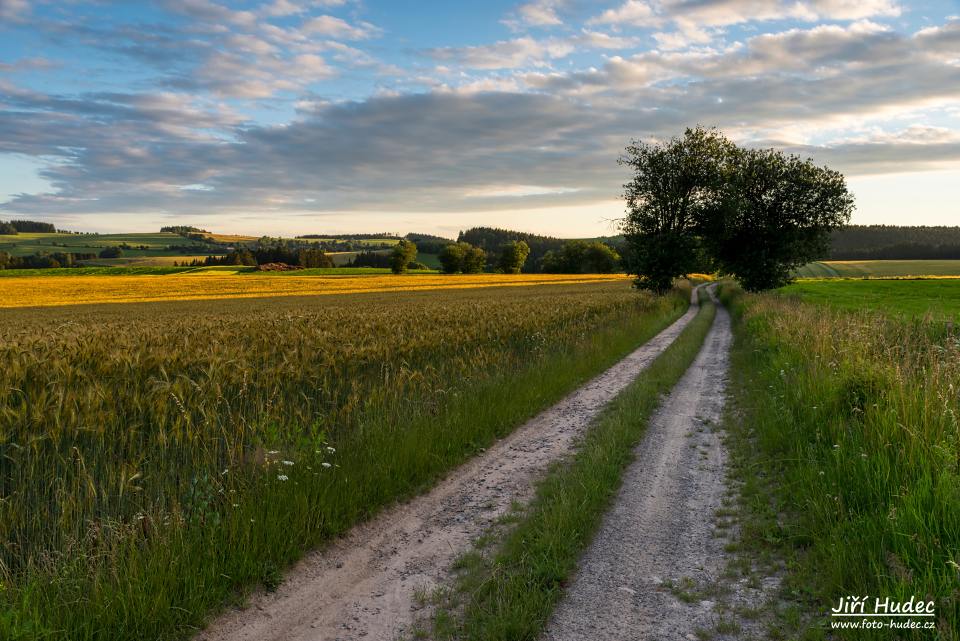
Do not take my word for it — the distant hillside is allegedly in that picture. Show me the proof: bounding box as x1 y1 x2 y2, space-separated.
829 225 960 260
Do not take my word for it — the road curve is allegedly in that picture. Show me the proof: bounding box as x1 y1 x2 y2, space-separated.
198 288 703 641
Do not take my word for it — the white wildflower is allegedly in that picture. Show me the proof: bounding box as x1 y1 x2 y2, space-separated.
282 460 294 466
277 474 289 481
321 462 332 469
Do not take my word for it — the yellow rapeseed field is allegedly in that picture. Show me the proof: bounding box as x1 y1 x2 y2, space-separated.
0 272 628 308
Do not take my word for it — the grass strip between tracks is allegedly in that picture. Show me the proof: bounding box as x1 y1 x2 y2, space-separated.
423 291 717 641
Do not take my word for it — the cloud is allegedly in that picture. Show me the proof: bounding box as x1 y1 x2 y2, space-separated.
426 29 640 72
0 57 57 72
587 0 901 36
517 0 565 27
2 7 958 225
302 15 380 40
0 0 29 22
29 2 387 99
588 1 659 27
426 37 577 70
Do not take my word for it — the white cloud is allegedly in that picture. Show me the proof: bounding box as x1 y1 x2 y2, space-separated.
588 0 659 27
587 0 901 35
463 185 581 198
517 0 564 26
427 37 576 70
302 15 379 40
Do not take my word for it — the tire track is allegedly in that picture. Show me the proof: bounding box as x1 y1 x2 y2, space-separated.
198 288 703 641
544 286 734 641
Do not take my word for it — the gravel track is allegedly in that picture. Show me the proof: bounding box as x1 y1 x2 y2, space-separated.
198 290 702 641
544 287 733 641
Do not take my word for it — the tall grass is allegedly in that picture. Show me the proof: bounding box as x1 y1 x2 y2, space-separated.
0 282 685 640
721 283 960 639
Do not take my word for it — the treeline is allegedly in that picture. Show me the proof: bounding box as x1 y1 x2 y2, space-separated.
404 232 453 255
190 245 335 268
458 227 562 272
456 227 622 273
160 226 209 234
298 232 399 240
828 225 960 260
0 219 59 235
0 251 96 269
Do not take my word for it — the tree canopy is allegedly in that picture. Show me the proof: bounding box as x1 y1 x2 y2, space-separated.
620 126 853 292
540 240 620 274
390 239 418 274
497 240 531 274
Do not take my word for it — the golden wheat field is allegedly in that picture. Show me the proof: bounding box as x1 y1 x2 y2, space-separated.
0 280 683 639
0 272 628 308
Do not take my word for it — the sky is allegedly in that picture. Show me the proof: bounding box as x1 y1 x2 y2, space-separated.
0 0 958 238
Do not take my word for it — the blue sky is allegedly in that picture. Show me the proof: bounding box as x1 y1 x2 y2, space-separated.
1 0 958 237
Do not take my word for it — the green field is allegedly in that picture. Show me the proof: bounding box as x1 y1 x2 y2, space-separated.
0 231 218 258
797 259 960 278
0 232 407 267
781 278 960 319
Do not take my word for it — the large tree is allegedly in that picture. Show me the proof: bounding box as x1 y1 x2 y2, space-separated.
619 126 734 293
390 239 418 274
701 148 854 291
497 240 530 274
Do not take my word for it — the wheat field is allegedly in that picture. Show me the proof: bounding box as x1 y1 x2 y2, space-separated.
0 280 683 640
0 272 629 308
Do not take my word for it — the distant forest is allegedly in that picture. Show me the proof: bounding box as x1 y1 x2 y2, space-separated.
828 225 960 260
0 219 59 234
458 227 567 272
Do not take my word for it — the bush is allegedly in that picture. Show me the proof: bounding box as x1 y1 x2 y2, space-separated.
98 247 124 259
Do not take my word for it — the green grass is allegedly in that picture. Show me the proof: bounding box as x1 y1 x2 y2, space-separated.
797 260 960 278
1 283 686 641
781 279 960 319
427 292 717 641
719 283 960 640
0 232 217 257
0 266 197 277
418 253 442 270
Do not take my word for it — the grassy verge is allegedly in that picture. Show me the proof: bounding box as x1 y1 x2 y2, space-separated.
718 282 960 640
422 291 717 640
2 285 687 641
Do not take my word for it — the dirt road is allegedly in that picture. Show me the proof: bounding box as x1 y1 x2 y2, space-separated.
544 289 733 641
198 290 702 641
